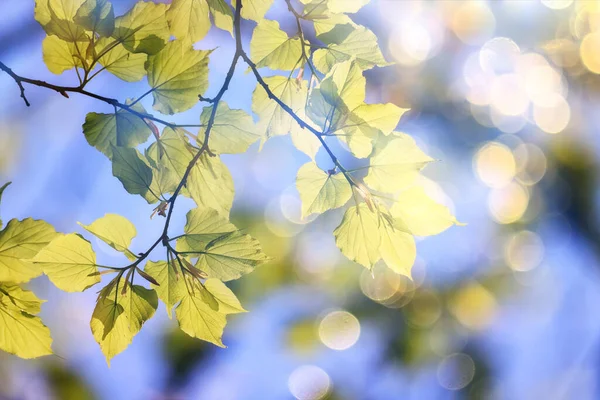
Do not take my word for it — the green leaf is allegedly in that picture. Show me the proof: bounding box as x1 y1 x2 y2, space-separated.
0 218 58 284
95 38 147 82
314 14 355 44
82 106 152 159
232 0 274 21
390 186 463 237
313 26 391 73
42 36 89 74
74 0 114 37
175 285 228 347
144 260 183 317
32 233 100 292
296 162 352 218
111 146 160 203
145 41 211 115
199 102 261 154
35 0 89 42
334 203 381 269
0 291 53 359
91 283 157 365
177 207 236 253
78 214 137 261
252 76 307 137
113 1 170 54
187 153 235 216
327 0 369 14
250 19 303 71
204 278 246 314
363 134 434 193
196 231 270 282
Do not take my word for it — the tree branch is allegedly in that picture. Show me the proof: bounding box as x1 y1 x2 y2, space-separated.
285 0 320 81
0 61 199 129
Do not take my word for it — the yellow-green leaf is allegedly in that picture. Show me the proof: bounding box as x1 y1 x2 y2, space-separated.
250 19 303 71
177 207 236 253
187 153 234 215
42 36 89 74
32 233 100 292
378 220 415 278
144 260 183 316
363 134 434 193
204 278 246 314
166 0 211 42
232 0 274 21
96 38 147 82
333 203 380 268
35 0 89 42
175 286 227 347
252 76 307 137
296 162 352 218
313 26 391 73
327 0 369 14
390 186 463 237
197 231 270 281
91 283 157 365
78 214 137 261
0 297 52 359
0 284 45 315
145 41 211 115
0 218 57 284
199 102 261 154
113 1 170 54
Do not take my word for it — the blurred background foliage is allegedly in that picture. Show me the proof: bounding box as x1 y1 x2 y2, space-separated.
2 0 600 399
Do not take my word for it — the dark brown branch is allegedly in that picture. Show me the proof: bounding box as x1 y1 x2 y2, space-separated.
285 0 320 80
0 60 200 129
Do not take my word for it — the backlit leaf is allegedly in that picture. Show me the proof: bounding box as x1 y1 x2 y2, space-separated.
250 19 303 71
199 102 261 154
74 0 114 37
96 38 147 82
196 231 270 281
296 162 352 218
144 260 183 316
32 233 100 292
252 76 307 137
35 0 89 42
187 153 234 215
313 26 391 73
91 282 157 365
145 41 211 115
42 36 89 74
82 105 152 159
175 286 227 347
363 134 434 193
232 0 274 21
113 1 170 54
390 186 463 237
204 278 246 314
334 203 381 269
0 285 53 359
0 218 57 284
111 146 160 203
78 214 137 261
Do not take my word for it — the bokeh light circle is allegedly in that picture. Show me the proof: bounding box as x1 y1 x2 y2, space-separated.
437 353 476 391
318 310 361 351
288 365 331 400
474 142 516 188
